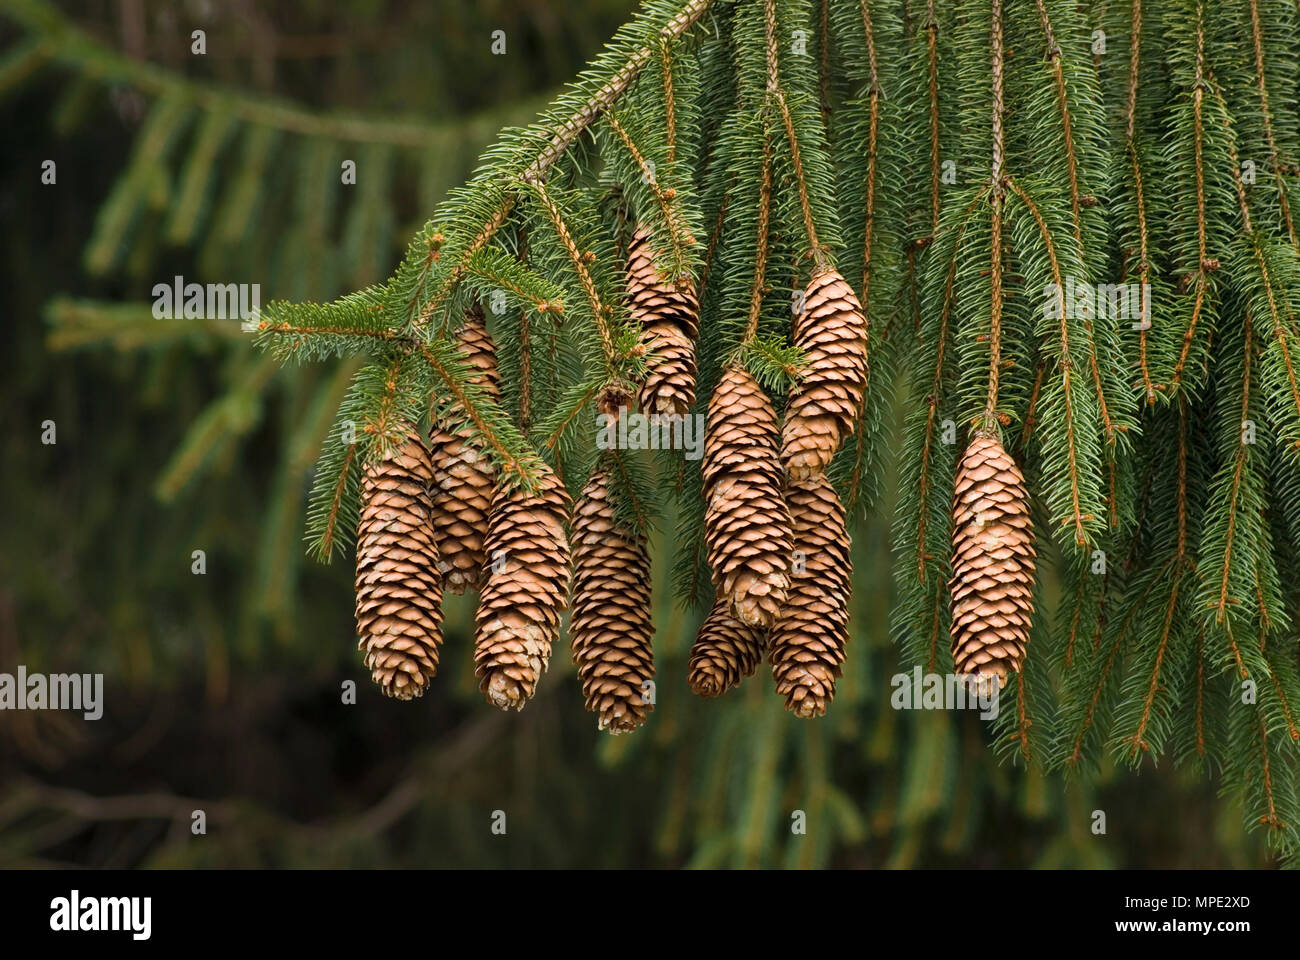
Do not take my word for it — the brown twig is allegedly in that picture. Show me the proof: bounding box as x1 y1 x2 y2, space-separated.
743 137 775 345
410 0 715 330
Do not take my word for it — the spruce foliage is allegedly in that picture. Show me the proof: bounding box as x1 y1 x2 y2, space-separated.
12 0 1300 863
238 0 1300 861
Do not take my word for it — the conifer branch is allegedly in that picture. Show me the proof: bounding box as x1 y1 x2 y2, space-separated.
742 136 775 346
419 343 536 486
660 38 678 163
409 0 715 330
818 0 833 124
1010 671 1032 761
1031 0 1117 450
521 0 712 185
1256 718 1282 828
765 0 825 268
317 444 356 561
1008 179 1091 546
1125 577 1183 759
542 383 600 454
1210 313 1255 627
604 109 694 263
925 0 941 236
1264 646 1300 741
519 310 533 432
1127 0 1156 404
1247 0 1298 251
1033 0 1083 248
698 181 732 296
858 0 882 300
1194 631 1207 757
1020 359 1045 448
1066 566 1166 766
983 0 1007 433
1172 4 1212 393
915 191 987 584
529 181 617 367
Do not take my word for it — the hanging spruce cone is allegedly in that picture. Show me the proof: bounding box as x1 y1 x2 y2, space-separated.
429 308 501 594
687 597 767 698
781 269 869 480
949 433 1036 690
569 464 655 733
474 466 572 711
355 430 444 700
626 224 699 415
703 364 793 628
769 474 851 718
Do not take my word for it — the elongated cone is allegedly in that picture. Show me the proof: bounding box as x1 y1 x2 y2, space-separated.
770 475 851 717
429 308 501 593
474 467 572 711
949 433 1036 691
703 365 793 628
355 430 443 700
570 465 655 733
626 224 699 415
781 269 868 480
687 597 767 697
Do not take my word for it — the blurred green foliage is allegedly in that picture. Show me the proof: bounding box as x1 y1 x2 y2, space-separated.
0 0 1273 868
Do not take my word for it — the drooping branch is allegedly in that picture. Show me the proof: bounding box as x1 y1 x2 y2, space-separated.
1172 3 1212 393
410 0 715 330
1127 0 1157 405
743 136 775 346
983 0 1007 433
765 0 826 268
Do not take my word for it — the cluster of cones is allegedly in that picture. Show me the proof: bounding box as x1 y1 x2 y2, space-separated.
688 269 865 717
355 309 572 712
354 225 1036 730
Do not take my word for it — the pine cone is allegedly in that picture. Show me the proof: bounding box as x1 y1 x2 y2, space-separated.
355 431 443 700
949 433 1036 690
626 224 699 415
770 475 851 718
429 309 501 594
570 464 655 733
781 269 869 480
687 597 767 698
703 365 793 628
474 467 572 711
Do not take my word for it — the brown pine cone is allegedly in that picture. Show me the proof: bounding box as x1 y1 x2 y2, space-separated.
687 597 767 698
474 466 572 711
770 475 851 718
429 308 501 593
569 464 655 733
703 365 793 628
355 430 444 700
781 269 869 480
949 433 1036 690
626 224 699 415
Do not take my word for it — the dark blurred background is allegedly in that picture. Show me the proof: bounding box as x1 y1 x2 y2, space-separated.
0 0 1270 868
